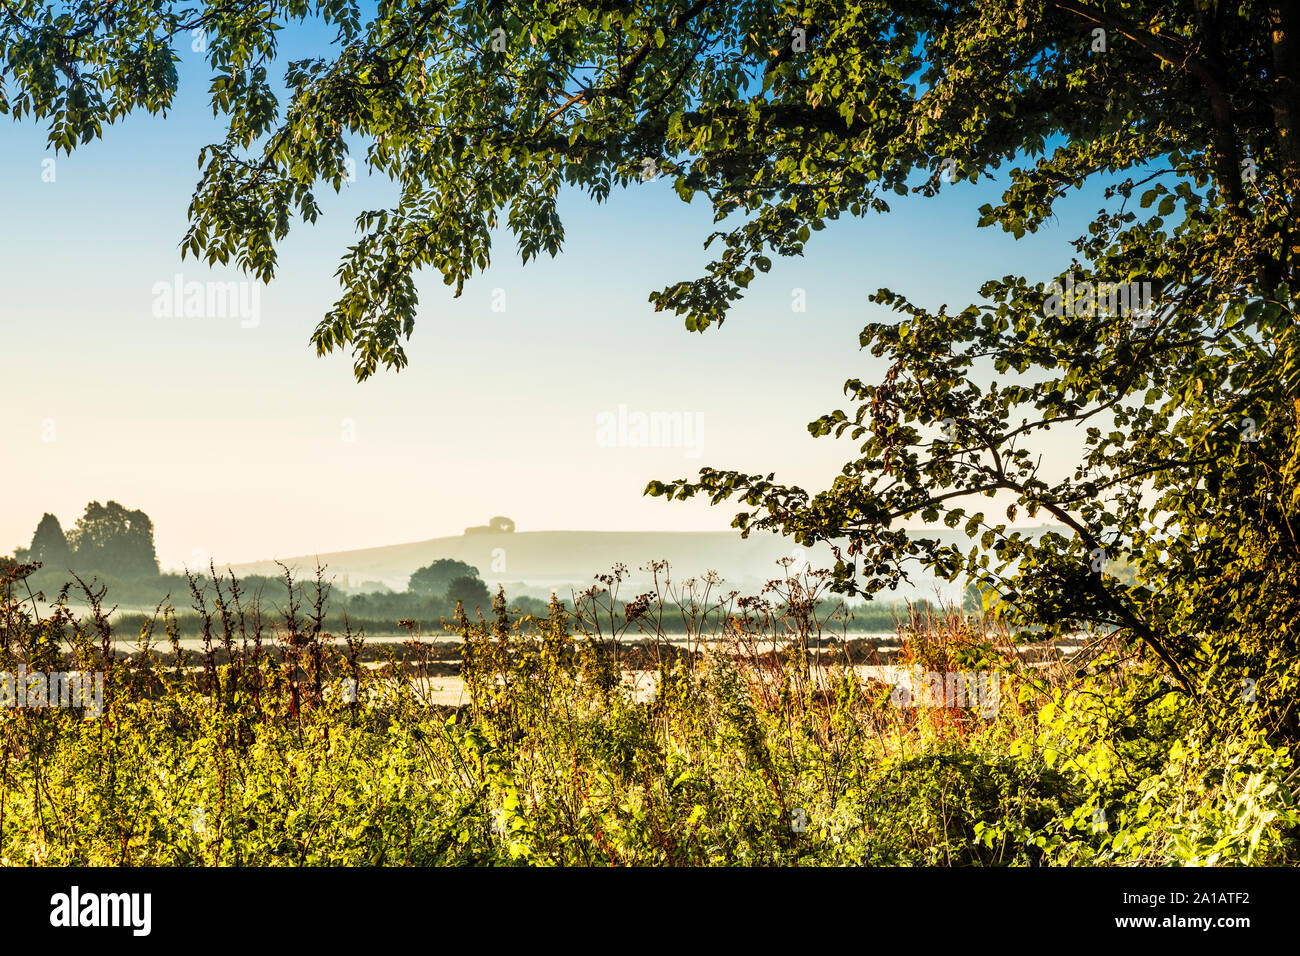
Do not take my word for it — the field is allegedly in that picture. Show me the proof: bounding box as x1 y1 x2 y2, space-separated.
1 564 1294 866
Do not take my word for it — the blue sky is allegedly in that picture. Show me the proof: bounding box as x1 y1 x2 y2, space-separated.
0 24 1098 570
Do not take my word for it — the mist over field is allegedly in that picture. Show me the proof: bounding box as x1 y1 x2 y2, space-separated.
227 525 995 599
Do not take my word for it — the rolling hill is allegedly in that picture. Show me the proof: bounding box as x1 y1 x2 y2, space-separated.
226 525 1068 600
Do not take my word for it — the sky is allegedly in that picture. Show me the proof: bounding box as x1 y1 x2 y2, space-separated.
0 23 1100 572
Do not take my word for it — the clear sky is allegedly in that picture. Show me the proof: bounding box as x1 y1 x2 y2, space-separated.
0 25 1099 571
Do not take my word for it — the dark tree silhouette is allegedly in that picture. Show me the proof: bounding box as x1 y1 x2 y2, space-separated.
17 514 73 571
446 575 491 610
408 558 480 596
66 501 160 578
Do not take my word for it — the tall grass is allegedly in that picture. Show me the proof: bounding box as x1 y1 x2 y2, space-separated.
0 558 1294 865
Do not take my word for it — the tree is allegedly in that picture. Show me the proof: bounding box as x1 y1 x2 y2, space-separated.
446 574 490 609
628 2 1300 735
8 2 1300 727
66 501 161 578
7 0 978 374
16 514 73 570
466 516 516 534
408 558 479 596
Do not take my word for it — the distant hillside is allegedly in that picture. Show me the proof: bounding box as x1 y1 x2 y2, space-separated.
226 526 1068 599
230 529 826 595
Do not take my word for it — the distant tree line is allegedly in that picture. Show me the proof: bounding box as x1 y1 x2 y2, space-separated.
10 507 914 634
